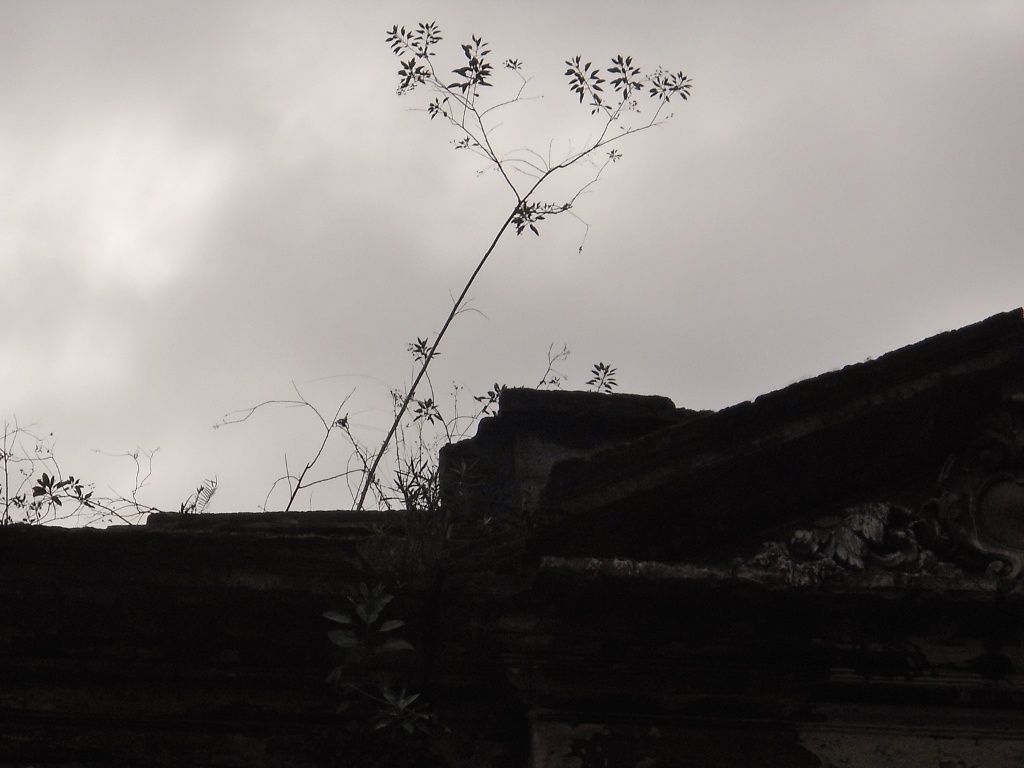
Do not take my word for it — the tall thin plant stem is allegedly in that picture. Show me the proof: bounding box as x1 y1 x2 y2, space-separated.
355 208 517 510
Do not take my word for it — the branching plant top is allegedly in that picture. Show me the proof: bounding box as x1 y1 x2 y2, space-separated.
355 22 692 510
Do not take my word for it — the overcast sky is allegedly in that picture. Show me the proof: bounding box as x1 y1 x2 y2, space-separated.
2 1 1022 520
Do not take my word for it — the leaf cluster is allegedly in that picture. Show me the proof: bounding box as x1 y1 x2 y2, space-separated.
178 477 217 515
586 362 618 394
31 471 92 510
370 687 430 735
324 581 415 659
512 200 570 237
449 35 493 94
472 383 506 417
386 22 442 95
407 337 435 364
566 54 691 115
649 67 693 102
393 453 441 515
1 424 97 525
412 397 442 425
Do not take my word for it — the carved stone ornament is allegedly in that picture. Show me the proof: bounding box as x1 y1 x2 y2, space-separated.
923 410 1024 578
747 410 1024 583
746 502 960 586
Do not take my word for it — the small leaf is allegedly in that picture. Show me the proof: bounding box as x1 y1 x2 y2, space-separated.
322 610 353 624
381 639 416 653
328 629 360 648
379 619 405 633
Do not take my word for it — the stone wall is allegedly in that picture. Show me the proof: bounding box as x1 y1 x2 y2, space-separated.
0 512 438 767
5 309 1024 767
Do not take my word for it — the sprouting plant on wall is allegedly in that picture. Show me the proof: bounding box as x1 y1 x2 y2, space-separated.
215 384 367 512
324 581 415 660
586 362 618 394
352 338 507 515
536 343 572 390
224 22 688 514
178 477 218 515
1 419 210 526
324 582 429 735
215 360 498 514
350 23 691 510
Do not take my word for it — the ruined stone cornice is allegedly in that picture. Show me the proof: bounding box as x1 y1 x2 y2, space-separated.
535 308 1024 560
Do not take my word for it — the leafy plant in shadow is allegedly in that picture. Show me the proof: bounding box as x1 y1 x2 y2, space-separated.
324 582 430 736
325 581 415 661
